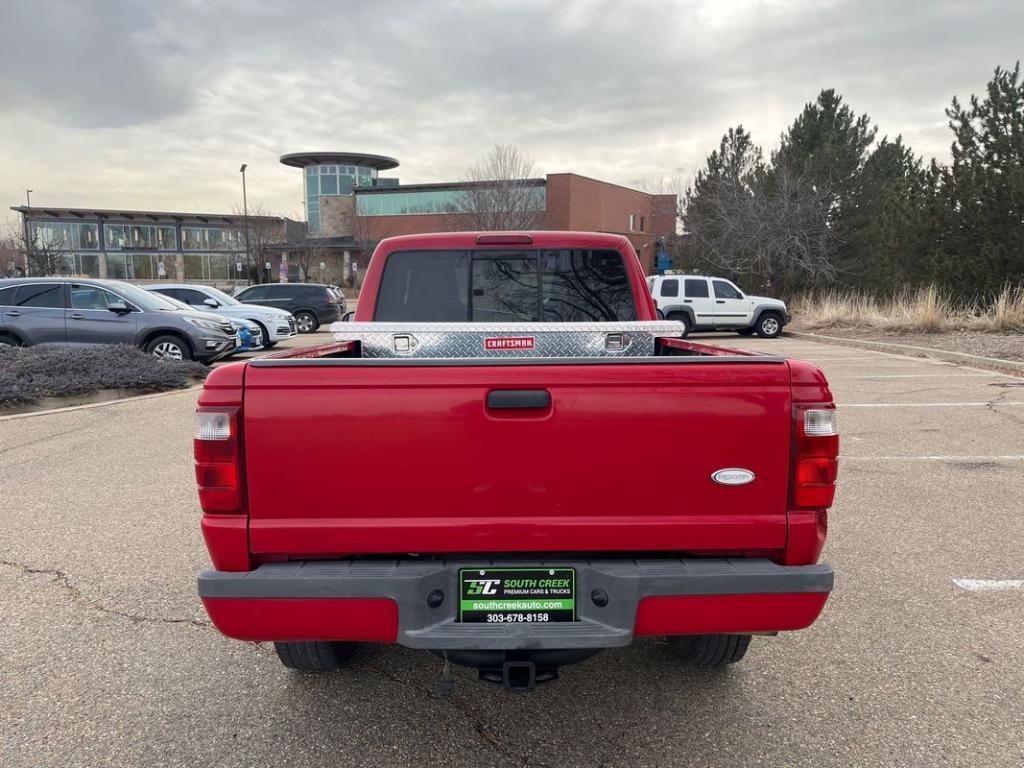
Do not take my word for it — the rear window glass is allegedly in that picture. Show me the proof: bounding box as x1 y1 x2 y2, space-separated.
375 249 636 322
15 283 65 308
684 279 709 298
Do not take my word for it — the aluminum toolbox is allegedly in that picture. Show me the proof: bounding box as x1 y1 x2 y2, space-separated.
330 321 686 359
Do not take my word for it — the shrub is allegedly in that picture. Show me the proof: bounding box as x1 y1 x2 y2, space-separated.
0 344 209 408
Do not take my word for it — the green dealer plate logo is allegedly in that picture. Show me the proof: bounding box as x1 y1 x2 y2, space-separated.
458 567 576 623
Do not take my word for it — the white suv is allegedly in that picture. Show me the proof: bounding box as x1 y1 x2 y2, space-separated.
143 284 297 348
647 275 790 338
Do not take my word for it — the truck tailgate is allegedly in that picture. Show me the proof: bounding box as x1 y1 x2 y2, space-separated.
242 358 792 555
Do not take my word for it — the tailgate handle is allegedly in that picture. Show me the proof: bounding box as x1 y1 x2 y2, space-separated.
486 389 551 410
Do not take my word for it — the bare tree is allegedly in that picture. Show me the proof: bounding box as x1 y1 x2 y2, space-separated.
449 144 546 231
351 215 383 288
232 204 287 283
640 171 685 222
291 242 336 284
12 222 67 276
1 226 27 277
683 161 835 292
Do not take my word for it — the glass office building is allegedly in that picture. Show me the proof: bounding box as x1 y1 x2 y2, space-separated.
12 206 281 283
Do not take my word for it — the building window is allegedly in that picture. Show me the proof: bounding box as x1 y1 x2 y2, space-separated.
104 224 176 251
29 221 99 250
181 227 206 250
181 227 240 252
54 253 101 277
106 253 129 279
320 174 338 195
640 216 646 232
356 186 545 217
183 253 232 281
628 214 636 232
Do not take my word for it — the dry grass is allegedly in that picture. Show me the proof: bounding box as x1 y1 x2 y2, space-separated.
791 284 1024 334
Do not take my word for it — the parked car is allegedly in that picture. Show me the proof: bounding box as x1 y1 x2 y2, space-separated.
195 231 838 692
157 294 264 354
232 282 344 333
143 284 296 348
647 275 791 338
0 278 237 362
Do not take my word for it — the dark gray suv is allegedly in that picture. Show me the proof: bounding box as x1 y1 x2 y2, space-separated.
233 282 344 333
0 278 238 363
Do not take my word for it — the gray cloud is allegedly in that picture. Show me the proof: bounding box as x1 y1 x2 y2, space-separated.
1 0 1021 222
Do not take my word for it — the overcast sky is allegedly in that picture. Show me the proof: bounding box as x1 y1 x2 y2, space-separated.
1 0 1021 226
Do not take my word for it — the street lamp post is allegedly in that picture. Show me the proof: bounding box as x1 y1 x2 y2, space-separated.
239 164 252 281
23 189 33 277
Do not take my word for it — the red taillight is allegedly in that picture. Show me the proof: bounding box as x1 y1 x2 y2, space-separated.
793 405 839 509
194 407 243 513
475 233 534 245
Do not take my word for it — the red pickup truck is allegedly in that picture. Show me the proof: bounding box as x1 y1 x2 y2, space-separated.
196 231 837 692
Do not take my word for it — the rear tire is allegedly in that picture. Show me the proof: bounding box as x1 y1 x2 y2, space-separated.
294 311 319 334
754 312 783 338
145 334 191 361
667 634 752 667
667 312 692 338
274 641 357 671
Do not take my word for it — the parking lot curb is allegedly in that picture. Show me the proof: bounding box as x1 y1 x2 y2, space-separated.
0 384 203 421
786 330 1024 374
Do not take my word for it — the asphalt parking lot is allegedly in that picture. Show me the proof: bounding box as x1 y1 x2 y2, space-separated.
2 333 1023 767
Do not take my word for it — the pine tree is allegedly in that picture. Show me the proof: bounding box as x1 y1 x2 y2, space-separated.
936 63 1024 295
772 89 877 213
842 136 931 292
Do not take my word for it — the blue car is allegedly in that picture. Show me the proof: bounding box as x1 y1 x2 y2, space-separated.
231 318 264 353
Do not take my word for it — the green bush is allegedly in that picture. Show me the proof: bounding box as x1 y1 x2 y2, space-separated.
0 344 209 408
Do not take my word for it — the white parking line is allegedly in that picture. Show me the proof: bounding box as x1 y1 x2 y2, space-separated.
847 373 1011 379
841 402 1024 408
953 579 1024 591
797 356 908 362
845 455 1024 461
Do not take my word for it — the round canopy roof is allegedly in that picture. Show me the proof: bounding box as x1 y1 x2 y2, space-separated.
279 152 399 170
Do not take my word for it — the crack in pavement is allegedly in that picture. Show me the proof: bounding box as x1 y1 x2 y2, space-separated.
986 390 1024 427
365 662 553 768
0 558 209 629
0 418 105 457
3 555 551 766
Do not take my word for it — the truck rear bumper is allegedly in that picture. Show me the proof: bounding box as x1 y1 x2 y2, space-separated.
198 558 833 649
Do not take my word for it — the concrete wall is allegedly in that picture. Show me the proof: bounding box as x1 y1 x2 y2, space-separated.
318 196 356 238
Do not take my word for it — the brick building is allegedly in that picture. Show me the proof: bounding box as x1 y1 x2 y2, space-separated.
278 151 677 282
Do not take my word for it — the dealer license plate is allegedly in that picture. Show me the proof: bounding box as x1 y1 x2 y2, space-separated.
458 567 576 623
